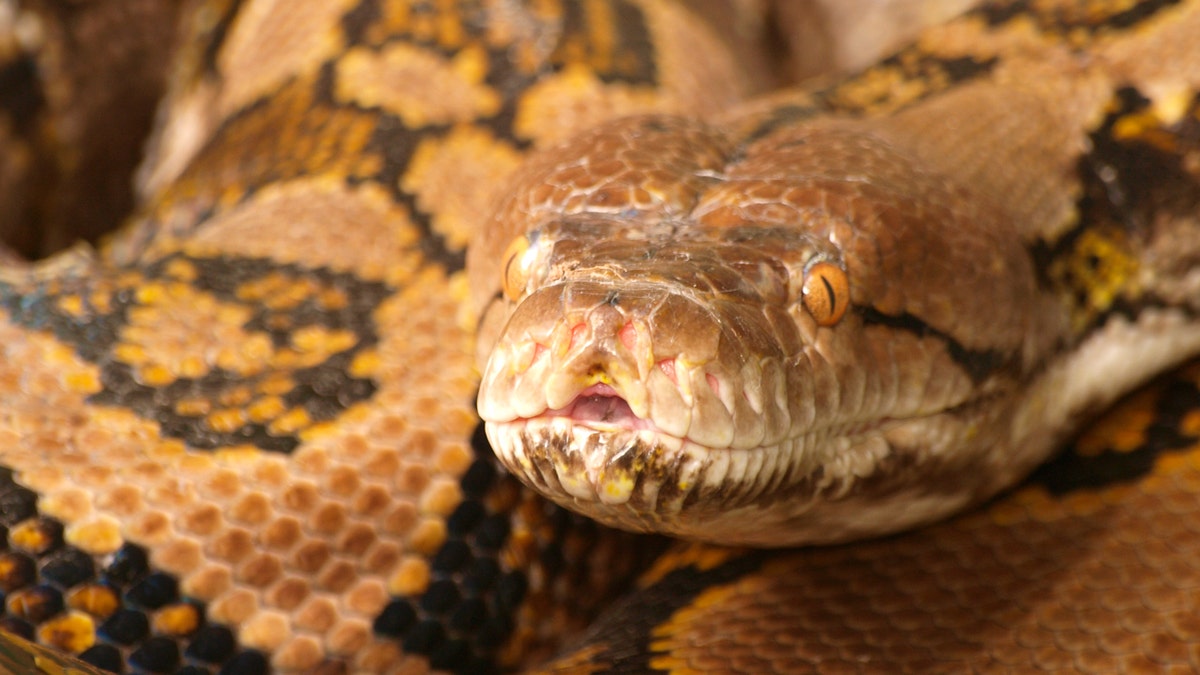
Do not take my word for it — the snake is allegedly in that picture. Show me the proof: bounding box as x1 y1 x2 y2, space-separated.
0 0 1198 673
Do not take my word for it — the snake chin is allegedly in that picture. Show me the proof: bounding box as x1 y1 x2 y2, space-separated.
484 396 1010 546
483 410 915 546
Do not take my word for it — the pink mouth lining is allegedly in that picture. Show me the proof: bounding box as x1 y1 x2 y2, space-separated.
540 383 658 431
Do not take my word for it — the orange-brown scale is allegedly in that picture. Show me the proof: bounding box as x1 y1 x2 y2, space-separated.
534 363 1200 674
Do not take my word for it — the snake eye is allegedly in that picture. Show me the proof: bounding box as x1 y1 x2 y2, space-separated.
501 233 535 301
801 261 849 326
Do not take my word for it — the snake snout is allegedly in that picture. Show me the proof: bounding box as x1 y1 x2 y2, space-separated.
477 275 815 538
478 277 792 445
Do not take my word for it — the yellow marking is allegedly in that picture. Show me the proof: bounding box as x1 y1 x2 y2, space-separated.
1113 108 1180 153
638 543 746 588
349 349 381 378
317 287 348 310
1182 409 1200 438
299 420 340 441
263 278 318 311
246 396 287 423
163 258 198 282
64 517 123 556
259 373 296 396
647 578 747 674
402 125 524 251
134 282 167 305
388 556 431 596
1153 88 1193 127
112 343 148 365
1050 226 1139 333
11 521 56 554
146 439 188 461
1075 386 1160 455
582 0 616 73
62 370 101 394
292 326 357 354
434 0 465 48
599 474 634 503
269 408 311 435
206 408 248 434
212 446 264 466
219 386 254 407
235 273 282 302
66 586 120 619
175 398 212 417
153 603 202 636
55 295 86 318
37 611 96 656
408 518 448 555
40 489 92 523
419 478 463 516
1156 448 1200 475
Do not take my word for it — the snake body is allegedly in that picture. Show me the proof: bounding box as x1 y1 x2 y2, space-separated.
474 0 1200 548
0 1 1198 674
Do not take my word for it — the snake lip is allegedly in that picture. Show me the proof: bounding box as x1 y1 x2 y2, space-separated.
542 384 662 434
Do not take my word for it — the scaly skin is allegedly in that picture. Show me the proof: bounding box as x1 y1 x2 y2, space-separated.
3 1 1200 674
475 0 1200 548
0 1 764 672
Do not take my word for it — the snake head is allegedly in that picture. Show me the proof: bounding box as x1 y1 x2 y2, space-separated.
472 115 1062 547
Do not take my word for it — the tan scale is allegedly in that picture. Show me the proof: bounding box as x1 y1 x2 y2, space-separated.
4 1 1200 674
0 0 769 672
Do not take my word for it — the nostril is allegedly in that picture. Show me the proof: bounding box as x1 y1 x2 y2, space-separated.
706 373 720 397
657 358 678 385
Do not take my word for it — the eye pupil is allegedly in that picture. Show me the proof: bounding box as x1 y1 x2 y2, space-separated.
821 276 837 311
802 262 849 326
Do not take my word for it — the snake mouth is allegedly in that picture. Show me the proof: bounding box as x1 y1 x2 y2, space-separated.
485 376 812 541
485 414 705 529
545 384 664 433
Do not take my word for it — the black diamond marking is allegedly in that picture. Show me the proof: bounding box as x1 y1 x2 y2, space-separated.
128 635 182 672
362 118 466 271
125 571 179 609
744 50 998 145
0 617 33 641
199 0 250 76
39 547 95 588
376 421 666 673
550 0 657 86
102 543 151 587
1028 86 1200 335
100 607 150 645
978 0 1184 33
1031 376 1200 496
0 53 45 138
186 624 237 664
1 253 390 454
0 469 269 674
339 0 382 46
220 650 269 675
0 469 39 526
8 585 63 623
559 552 768 674
78 643 124 672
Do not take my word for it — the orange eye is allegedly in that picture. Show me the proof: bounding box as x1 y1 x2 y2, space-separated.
501 234 532 301
801 261 849 326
